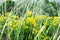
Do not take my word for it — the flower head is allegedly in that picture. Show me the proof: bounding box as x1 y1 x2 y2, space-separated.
26 17 37 26
27 11 32 17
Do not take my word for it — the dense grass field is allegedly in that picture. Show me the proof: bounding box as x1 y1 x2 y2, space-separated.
0 0 60 40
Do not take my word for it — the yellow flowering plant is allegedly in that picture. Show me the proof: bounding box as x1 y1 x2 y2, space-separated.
25 17 37 27
0 16 7 26
52 17 59 26
12 15 18 20
7 20 23 30
27 11 32 17
0 11 60 40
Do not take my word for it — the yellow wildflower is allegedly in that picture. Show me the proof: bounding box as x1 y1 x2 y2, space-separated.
33 28 39 33
13 25 16 27
52 16 59 26
35 30 39 33
43 37 49 40
0 17 3 20
44 38 46 40
15 20 23 26
12 15 18 19
24 25 29 29
26 17 37 26
6 12 10 16
27 11 32 16
15 28 18 30
54 16 58 19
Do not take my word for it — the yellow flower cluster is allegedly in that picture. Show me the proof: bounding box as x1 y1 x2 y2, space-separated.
52 17 59 26
5 12 10 16
0 11 60 40
26 17 37 26
7 20 23 30
27 11 32 17
0 11 60 31
0 15 7 26
43 37 48 40
23 25 29 29
12 15 18 19
0 16 7 20
32 28 39 34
